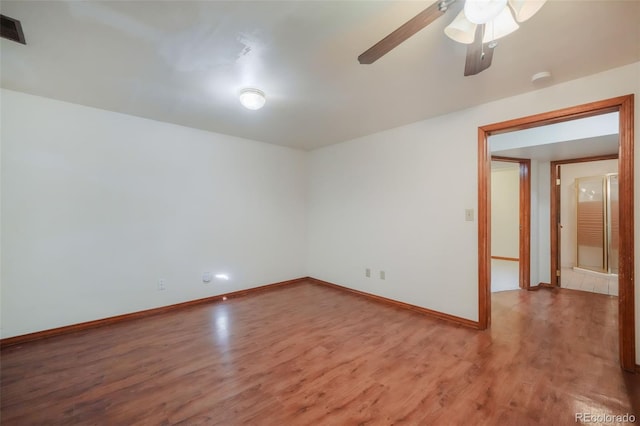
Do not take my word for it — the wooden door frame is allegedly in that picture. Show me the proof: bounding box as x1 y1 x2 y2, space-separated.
550 154 619 287
491 156 531 289
477 94 635 371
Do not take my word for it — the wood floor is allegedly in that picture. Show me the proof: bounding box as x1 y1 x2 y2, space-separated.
2 281 639 425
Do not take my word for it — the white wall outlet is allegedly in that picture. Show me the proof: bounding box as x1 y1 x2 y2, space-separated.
380 270 386 280
365 268 371 278
157 279 166 291
202 272 212 283
465 209 474 221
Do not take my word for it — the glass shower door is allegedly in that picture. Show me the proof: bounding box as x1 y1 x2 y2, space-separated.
576 176 605 272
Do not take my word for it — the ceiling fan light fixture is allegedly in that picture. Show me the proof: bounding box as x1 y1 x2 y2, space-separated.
464 0 508 24
444 10 477 44
239 88 266 110
508 0 547 22
482 7 519 43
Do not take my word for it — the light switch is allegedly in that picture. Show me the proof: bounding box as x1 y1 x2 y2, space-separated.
465 209 474 221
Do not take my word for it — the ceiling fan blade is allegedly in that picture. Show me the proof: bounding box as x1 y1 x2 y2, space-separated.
464 24 495 76
358 1 452 65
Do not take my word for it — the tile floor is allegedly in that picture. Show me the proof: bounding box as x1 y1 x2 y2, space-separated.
561 267 618 296
491 260 619 296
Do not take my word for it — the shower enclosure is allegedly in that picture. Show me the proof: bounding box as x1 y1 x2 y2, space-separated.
576 173 618 274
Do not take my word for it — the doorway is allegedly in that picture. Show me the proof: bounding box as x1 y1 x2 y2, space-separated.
477 95 635 371
552 155 619 295
490 156 530 291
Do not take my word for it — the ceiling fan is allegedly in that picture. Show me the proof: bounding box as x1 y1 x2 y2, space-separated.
358 0 547 76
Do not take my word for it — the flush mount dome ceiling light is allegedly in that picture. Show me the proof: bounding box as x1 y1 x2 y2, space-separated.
239 88 266 110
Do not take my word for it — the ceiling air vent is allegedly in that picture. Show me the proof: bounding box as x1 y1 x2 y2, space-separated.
1 15 26 44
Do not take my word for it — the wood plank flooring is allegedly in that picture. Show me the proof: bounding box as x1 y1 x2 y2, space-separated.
2 281 639 425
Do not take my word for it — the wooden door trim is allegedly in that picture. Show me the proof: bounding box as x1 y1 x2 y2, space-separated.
491 156 531 290
478 94 635 371
550 154 619 287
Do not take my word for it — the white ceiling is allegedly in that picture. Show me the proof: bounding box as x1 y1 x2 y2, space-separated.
1 1 639 150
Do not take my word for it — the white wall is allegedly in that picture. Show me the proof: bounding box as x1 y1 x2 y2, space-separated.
307 62 640 363
491 165 520 258
307 117 479 319
560 159 618 268
0 89 308 338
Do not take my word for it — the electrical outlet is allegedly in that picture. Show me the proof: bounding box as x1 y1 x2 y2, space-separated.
157 279 166 291
365 268 371 278
380 271 386 280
